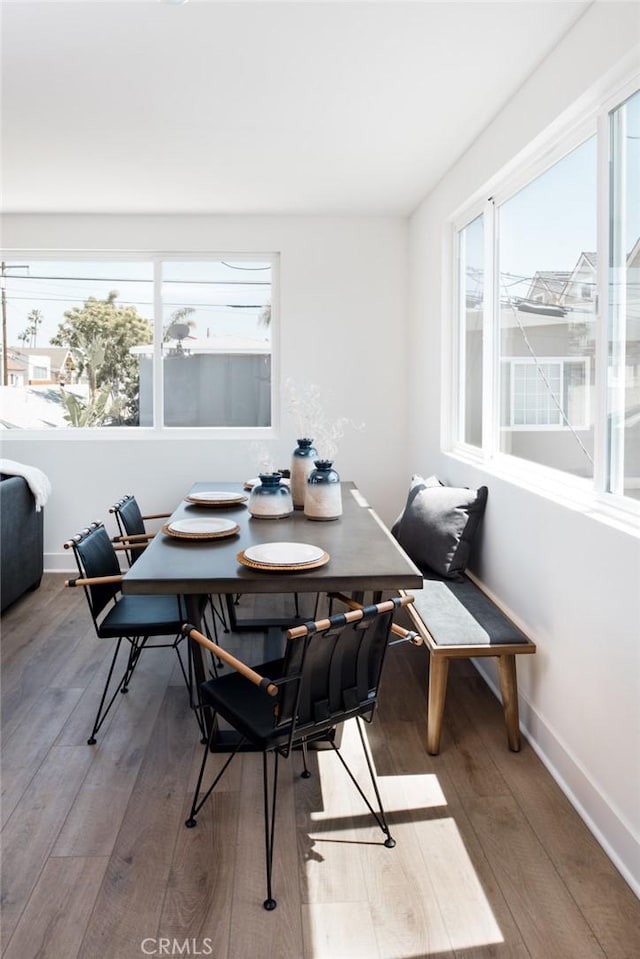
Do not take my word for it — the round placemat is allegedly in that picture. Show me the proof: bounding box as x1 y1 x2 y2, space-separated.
237 549 330 572
163 520 240 541
186 491 247 507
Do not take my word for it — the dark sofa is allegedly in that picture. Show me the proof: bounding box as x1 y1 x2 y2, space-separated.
0 473 44 612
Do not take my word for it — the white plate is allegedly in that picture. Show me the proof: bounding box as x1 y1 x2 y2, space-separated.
187 490 247 504
243 542 324 566
168 518 238 535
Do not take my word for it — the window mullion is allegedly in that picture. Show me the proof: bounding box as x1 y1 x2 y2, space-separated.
153 259 163 431
456 227 467 444
482 198 497 460
593 108 611 494
605 105 628 496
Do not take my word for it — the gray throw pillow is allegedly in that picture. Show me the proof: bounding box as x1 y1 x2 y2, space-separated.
390 474 441 538
394 475 488 579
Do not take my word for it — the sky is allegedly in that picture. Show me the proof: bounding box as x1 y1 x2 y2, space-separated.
463 89 639 312
2 259 272 349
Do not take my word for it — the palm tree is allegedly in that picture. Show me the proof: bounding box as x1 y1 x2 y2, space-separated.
18 308 44 348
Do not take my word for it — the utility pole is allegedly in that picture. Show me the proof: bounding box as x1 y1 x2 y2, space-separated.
1 261 29 385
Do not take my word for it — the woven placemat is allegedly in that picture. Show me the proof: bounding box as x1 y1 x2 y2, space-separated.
236 549 330 572
185 494 247 507
162 522 240 541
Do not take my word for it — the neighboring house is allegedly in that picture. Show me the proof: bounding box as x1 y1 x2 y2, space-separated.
5 352 28 388
134 335 271 428
562 252 598 307
524 269 572 307
469 244 640 483
7 347 76 386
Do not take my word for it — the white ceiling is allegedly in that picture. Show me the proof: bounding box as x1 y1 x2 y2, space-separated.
1 0 592 216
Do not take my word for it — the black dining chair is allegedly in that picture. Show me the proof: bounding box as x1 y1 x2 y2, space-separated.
110 493 229 639
64 521 206 745
182 594 415 911
109 493 168 566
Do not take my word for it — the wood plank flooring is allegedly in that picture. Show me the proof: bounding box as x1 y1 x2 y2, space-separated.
2 575 639 959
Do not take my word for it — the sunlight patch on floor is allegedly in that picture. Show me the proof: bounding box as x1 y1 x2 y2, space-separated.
303 901 383 959
309 720 447 821
422 816 504 950
303 720 504 956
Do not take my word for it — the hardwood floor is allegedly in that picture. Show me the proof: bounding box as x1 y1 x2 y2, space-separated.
2 575 638 959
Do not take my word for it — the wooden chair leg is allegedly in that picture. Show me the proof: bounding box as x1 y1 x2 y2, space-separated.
427 654 450 755
497 654 521 751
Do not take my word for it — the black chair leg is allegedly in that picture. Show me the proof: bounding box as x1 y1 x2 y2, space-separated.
186 725 244 827
182 638 208 742
263 750 279 911
330 718 395 848
300 738 311 779
88 636 126 744
208 594 229 634
121 635 148 692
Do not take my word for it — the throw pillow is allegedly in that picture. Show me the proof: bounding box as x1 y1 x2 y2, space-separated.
390 474 442 538
394 476 488 579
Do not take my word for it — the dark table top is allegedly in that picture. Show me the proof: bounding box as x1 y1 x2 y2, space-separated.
122 481 422 596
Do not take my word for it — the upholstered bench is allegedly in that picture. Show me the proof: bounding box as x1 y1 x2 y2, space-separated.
400 577 536 754
391 473 536 754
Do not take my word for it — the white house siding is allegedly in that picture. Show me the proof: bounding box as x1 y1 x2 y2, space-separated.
409 3 640 891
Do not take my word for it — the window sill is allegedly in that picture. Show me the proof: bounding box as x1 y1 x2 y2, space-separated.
445 447 640 537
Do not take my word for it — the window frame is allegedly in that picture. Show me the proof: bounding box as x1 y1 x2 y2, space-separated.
448 70 640 524
504 356 590 431
0 250 280 441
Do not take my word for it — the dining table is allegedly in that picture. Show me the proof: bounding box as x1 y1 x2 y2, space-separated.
122 480 423 742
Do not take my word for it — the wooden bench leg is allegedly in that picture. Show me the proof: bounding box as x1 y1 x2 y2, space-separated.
427 654 449 755
497 654 521 751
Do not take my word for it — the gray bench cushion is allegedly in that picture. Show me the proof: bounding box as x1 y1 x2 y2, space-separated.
412 577 529 646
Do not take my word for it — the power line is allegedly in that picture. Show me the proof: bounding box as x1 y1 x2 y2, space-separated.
3 273 270 286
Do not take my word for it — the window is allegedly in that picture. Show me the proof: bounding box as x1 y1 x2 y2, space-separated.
452 82 640 511
0 256 275 431
497 136 597 478
505 358 589 429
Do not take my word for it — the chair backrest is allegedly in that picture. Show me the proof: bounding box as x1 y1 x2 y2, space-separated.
275 598 402 746
110 494 146 537
67 522 122 621
110 494 146 564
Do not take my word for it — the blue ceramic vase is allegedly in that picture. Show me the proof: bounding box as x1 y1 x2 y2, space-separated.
290 438 318 509
248 473 293 519
304 460 342 521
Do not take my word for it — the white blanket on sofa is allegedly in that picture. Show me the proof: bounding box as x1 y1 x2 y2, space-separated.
0 459 52 511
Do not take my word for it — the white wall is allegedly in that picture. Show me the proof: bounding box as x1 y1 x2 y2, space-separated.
0 214 409 565
408 3 640 891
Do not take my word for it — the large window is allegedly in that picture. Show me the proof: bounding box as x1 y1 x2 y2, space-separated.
0 256 274 430
453 82 640 511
